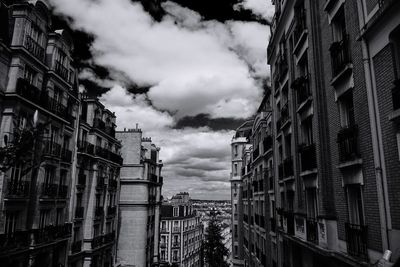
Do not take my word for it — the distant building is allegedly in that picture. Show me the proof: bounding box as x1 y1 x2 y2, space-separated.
69 97 123 267
160 192 203 267
116 127 163 267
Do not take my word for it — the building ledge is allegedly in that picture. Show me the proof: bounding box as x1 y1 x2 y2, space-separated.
297 97 313 114
389 108 400 122
300 169 318 177
330 64 353 86
337 158 363 170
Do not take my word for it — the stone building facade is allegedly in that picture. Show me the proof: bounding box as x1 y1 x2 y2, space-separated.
116 127 163 267
159 192 203 267
266 0 400 266
0 1 79 266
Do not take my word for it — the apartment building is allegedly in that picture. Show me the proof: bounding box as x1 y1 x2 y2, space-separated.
230 120 252 267
0 1 79 266
68 97 123 267
267 0 400 266
116 127 163 267
159 192 203 267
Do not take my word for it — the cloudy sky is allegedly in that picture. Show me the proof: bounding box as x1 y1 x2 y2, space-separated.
50 0 274 200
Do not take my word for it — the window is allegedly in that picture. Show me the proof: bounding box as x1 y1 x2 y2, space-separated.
56 208 63 225
173 207 179 217
24 65 36 85
284 134 292 158
234 145 238 156
301 117 313 145
234 163 238 176
10 163 24 182
5 212 18 235
339 91 355 127
346 185 364 225
44 167 55 184
306 188 317 218
39 209 50 228
331 6 346 42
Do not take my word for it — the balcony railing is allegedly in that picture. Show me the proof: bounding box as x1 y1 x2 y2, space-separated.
299 143 317 172
292 75 311 106
78 141 95 155
91 235 103 249
337 125 360 162
41 183 58 198
392 79 400 111
75 207 84 219
93 118 106 131
306 218 318 244
43 141 61 157
31 223 72 245
6 179 30 197
54 61 69 81
345 223 368 260
0 231 31 251
24 35 45 61
71 240 82 253
330 34 351 77
283 157 294 178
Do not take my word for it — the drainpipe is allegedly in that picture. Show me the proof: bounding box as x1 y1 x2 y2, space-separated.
357 0 391 252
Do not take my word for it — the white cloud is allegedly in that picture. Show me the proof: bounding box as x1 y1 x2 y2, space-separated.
235 0 275 20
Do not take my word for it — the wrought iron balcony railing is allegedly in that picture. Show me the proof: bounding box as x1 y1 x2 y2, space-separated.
41 183 58 198
345 223 368 260
24 35 45 61
337 125 360 162
330 34 351 77
54 61 69 81
6 179 30 197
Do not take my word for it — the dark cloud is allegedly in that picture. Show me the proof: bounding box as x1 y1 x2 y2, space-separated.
175 113 247 130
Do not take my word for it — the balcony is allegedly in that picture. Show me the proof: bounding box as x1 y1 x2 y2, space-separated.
283 157 294 178
43 141 61 157
263 136 273 153
345 223 368 260
93 118 106 131
392 79 400 111
107 206 117 217
91 235 103 249
0 231 31 251
71 240 82 253
103 231 115 244
105 125 116 138
306 218 318 244
24 35 45 61
61 147 72 163
95 206 104 218
78 141 95 155
337 125 360 162
41 183 58 198
330 34 351 77
54 61 69 81
31 223 72 245
57 185 68 199
6 179 30 197
299 143 317 172
292 75 311 107
75 207 84 219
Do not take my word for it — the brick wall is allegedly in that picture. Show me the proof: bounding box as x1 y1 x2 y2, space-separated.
373 44 400 229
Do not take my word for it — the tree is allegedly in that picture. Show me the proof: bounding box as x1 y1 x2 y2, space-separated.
204 211 229 267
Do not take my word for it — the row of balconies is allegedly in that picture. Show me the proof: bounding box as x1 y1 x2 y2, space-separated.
16 78 75 124
43 140 72 163
0 223 72 252
77 141 123 165
93 118 116 138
